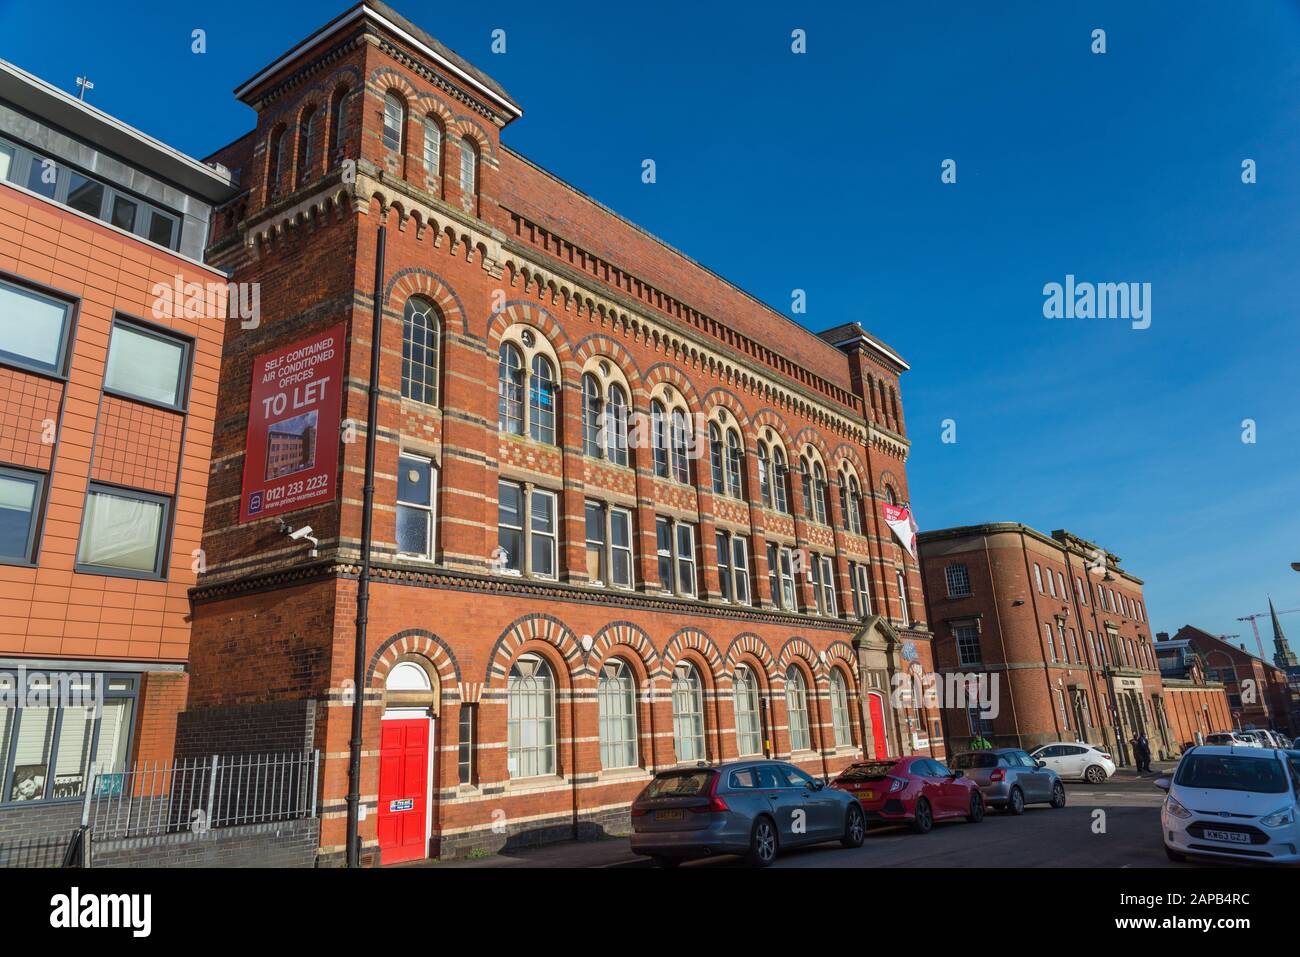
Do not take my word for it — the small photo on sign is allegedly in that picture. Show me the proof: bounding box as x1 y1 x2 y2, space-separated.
264 410 319 481
10 765 47 802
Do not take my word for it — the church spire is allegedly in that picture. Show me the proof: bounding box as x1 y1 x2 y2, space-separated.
1269 597 1298 670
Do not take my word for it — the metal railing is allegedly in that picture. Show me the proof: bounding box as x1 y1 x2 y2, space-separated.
85 751 319 841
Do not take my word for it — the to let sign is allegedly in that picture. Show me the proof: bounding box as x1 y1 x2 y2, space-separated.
239 324 346 523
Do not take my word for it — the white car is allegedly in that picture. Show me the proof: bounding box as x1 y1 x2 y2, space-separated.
1157 745 1300 865
1029 742 1116 784
1204 731 1262 748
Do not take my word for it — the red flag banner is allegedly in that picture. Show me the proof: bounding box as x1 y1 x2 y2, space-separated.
882 503 919 559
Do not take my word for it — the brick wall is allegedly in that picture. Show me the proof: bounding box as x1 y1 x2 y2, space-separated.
91 818 318 868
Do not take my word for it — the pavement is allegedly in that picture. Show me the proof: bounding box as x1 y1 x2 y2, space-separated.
430 762 1196 869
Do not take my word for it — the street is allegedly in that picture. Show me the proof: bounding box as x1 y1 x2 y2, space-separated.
432 768 1203 869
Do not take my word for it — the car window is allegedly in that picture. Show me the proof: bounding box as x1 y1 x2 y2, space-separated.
756 766 784 789
912 759 938 777
781 765 817 788
1174 754 1288 794
932 761 953 776
729 768 759 789
1063 746 1086 756
645 770 715 798
952 752 998 769
1014 751 1037 768
1037 746 1060 758
836 761 898 782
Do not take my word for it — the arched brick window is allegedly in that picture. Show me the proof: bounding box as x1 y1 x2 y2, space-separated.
401 297 440 405
382 91 405 153
296 106 319 187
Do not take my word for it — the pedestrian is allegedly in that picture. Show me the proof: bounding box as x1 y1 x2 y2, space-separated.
970 731 992 750
1137 733 1151 773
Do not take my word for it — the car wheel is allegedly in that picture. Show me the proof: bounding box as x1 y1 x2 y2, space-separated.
1085 765 1107 784
966 792 985 823
910 798 934 834
1050 781 1067 809
841 803 866 848
650 855 682 868
1007 787 1025 815
744 816 778 867
1165 845 1187 863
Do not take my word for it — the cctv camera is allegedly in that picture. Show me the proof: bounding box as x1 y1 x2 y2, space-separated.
288 525 314 541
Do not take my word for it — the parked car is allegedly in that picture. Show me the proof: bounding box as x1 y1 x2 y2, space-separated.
1156 745 1300 864
629 761 866 867
1205 731 1263 748
1029 742 1116 783
1249 729 1286 749
949 748 1067 814
830 755 985 833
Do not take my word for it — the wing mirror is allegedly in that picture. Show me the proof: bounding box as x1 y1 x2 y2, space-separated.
1035 760 1046 769
1154 777 1171 792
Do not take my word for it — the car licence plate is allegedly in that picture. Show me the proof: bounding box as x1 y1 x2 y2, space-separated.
1203 829 1250 844
656 809 685 822
861 790 874 801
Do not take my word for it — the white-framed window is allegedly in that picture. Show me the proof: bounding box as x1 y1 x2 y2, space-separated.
582 373 603 458
382 92 404 152
709 423 725 494
779 546 797 610
945 563 971 598
785 666 811 752
725 429 744 498
954 623 981 666
771 445 789 513
757 442 772 507
1044 622 1057 662
716 531 749 604
457 704 476 785
651 400 669 478
656 517 696 597
819 555 837 616
851 562 872 618
422 116 441 184
497 342 524 435
670 409 691 485
528 355 557 444
597 659 638 769
1057 572 1068 601
671 662 706 762
766 542 780 608
396 453 436 559
401 296 440 405
1075 576 1087 604
1047 569 1057 597
843 472 863 535
610 507 633 588
829 669 853 747
583 501 633 590
459 137 477 200
496 481 557 579
1055 688 1070 732
498 332 558 445
329 85 351 161
896 568 910 623
733 665 762 756
507 654 554 778
585 501 607 584
296 106 319 187
1033 563 1044 593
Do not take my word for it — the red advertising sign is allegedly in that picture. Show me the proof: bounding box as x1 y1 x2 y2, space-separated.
882 502 919 559
239 324 345 523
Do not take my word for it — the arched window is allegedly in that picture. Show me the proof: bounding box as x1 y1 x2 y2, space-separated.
847 474 863 534
401 297 439 405
709 423 725 494
528 355 556 444
830 669 853 747
726 430 743 499
267 126 288 198
756 442 772 507
383 92 405 152
670 409 691 484
296 106 318 187
813 462 829 524
800 457 813 517
507 653 554 778
885 485 898 506
459 137 478 203
582 373 603 457
607 384 628 467
497 342 524 435
734 665 762 756
329 86 350 161
651 400 668 477
597 659 637 769
422 116 442 187
671 662 706 762
771 445 789 513
785 666 811 752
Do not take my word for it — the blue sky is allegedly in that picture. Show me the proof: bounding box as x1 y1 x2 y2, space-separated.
3 0 1297 649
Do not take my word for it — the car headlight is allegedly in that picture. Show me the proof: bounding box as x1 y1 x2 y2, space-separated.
1165 795 1192 820
1260 805 1296 828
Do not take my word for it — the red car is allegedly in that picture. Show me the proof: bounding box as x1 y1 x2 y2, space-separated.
830 755 985 833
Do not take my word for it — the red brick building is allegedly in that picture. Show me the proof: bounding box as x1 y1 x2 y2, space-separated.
1152 636 1235 750
1162 626 1297 737
918 523 1175 765
185 2 942 865
0 60 234 829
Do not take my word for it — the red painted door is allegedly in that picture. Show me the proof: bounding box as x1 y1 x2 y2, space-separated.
378 719 429 865
868 695 890 759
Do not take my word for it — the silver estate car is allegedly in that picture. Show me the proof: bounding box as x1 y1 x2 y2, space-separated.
630 760 866 867
950 748 1066 814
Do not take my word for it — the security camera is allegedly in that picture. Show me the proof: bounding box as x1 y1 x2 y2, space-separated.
278 520 319 557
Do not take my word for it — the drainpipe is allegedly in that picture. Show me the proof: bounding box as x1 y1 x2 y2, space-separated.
346 224 386 868
983 536 1023 746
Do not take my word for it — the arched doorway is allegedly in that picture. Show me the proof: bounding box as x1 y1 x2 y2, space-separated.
378 659 437 865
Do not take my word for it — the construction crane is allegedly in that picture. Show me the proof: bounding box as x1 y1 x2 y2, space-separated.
1236 606 1300 661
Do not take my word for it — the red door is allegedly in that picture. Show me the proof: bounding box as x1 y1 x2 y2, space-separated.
868 694 890 758
378 719 429 865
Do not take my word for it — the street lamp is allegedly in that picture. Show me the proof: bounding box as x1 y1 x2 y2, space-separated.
1290 562 1300 572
